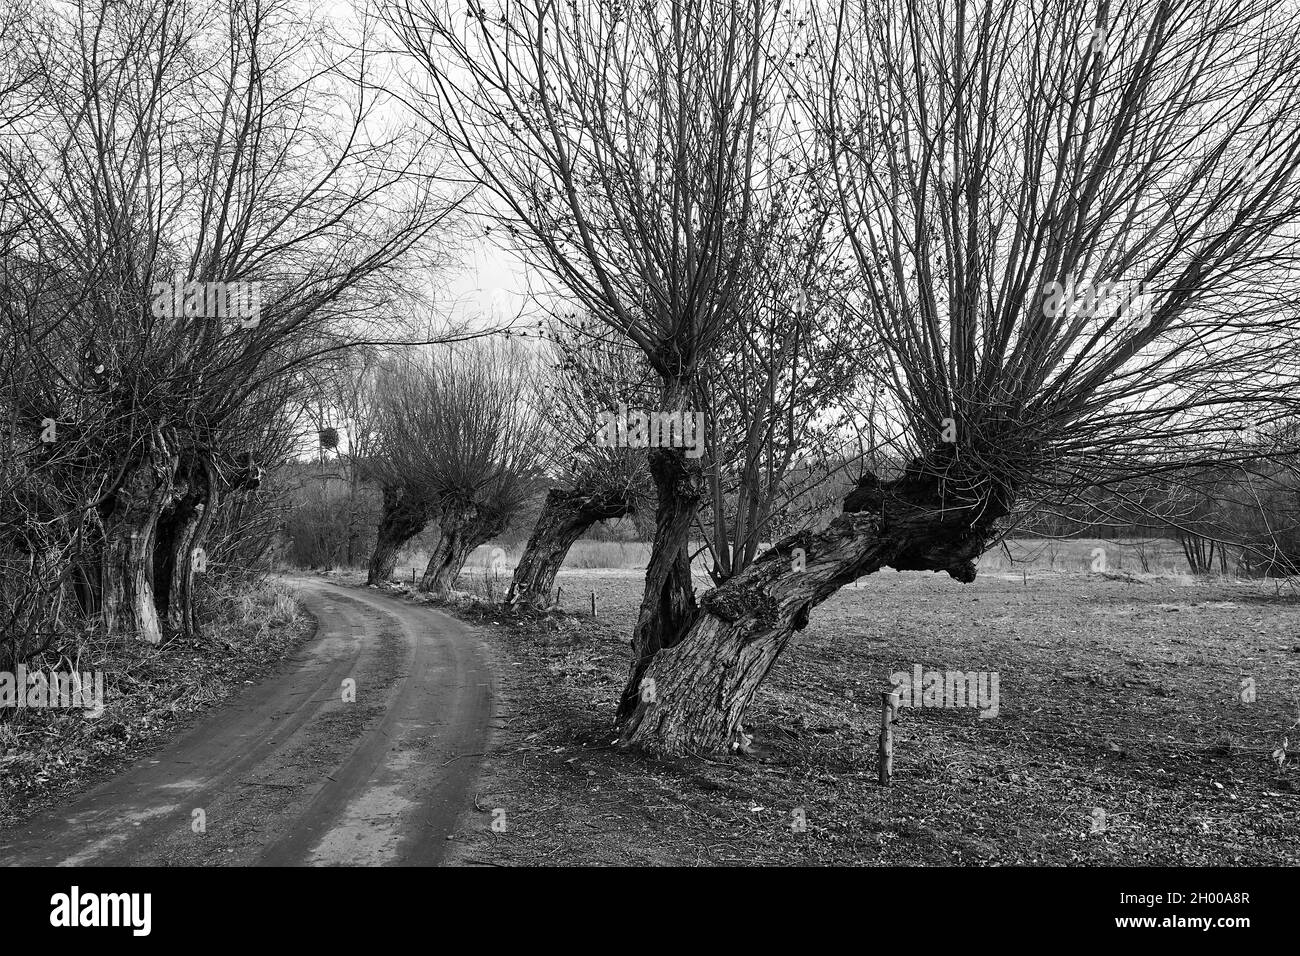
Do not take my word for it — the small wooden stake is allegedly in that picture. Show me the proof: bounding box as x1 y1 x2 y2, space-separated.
590 590 597 617
878 691 897 785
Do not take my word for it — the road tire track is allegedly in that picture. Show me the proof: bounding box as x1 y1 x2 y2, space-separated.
0 578 495 867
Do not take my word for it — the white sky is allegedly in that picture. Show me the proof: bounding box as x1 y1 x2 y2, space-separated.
323 0 533 329
436 239 532 327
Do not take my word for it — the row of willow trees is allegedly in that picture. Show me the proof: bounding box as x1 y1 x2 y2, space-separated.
8 0 1300 756
0 0 474 668
373 0 1300 753
312 305 863 607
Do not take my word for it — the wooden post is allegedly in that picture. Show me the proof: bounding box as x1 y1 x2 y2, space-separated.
590 590 597 617
411 566 416 585
556 585 563 606
878 691 897 785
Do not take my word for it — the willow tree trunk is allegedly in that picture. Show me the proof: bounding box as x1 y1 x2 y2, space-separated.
100 441 179 645
507 487 634 606
618 466 1011 753
170 495 214 636
419 505 506 598
155 457 218 637
367 485 433 585
615 446 702 724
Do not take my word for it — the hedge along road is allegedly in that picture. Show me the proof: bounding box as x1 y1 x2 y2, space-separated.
0 578 495 866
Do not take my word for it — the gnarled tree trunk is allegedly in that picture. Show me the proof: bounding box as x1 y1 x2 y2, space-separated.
615 446 702 725
506 486 634 606
418 503 507 598
155 456 219 637
367 484 433 585
99 438 180 645
619 463 1011 753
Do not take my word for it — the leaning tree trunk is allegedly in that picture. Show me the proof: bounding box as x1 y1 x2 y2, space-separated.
615 446 702 725
367 484 433 585
506 487 634 606
418 503 506 598
99 437 180 646
618 464 1012 753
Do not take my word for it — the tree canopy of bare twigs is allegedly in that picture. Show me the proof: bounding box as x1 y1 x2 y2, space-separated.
617 0 1300 753
503 320 655 605
382 0 855 719
0 0 460 653
368 340 547 595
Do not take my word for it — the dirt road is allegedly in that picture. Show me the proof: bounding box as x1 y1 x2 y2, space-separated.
0 578 494 866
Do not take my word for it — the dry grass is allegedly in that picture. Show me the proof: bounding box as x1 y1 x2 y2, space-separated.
416 565 1300 866
420 540 655 572
397 535 1220 580
979 537 1202 575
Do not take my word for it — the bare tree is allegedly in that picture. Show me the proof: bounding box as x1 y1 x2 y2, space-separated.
0 0 460 646
369 341 546 597
383 0 793 717
693 173 871 582
506 323 653 607
619 0 1300 751
296 347 386 568
367 482 438 584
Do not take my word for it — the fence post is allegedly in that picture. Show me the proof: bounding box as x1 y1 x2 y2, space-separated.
591 590 597 617
879 690 898 785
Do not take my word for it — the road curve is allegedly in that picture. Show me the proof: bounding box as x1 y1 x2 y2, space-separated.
0 578 495 867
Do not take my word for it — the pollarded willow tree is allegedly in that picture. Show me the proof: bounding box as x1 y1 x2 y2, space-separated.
367 480 437 584
0 0 463 646
617 0 1300 751
692 157 874 583
368 341 547 597
506 324 654 607
383 0 793 714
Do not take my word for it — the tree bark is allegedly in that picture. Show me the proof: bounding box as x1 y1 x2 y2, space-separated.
99 439 179 646
154 456 218 637
366 484 433 585
506 487 634 606
615 446 702 725
619 463 1011 753
418 503 507 598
